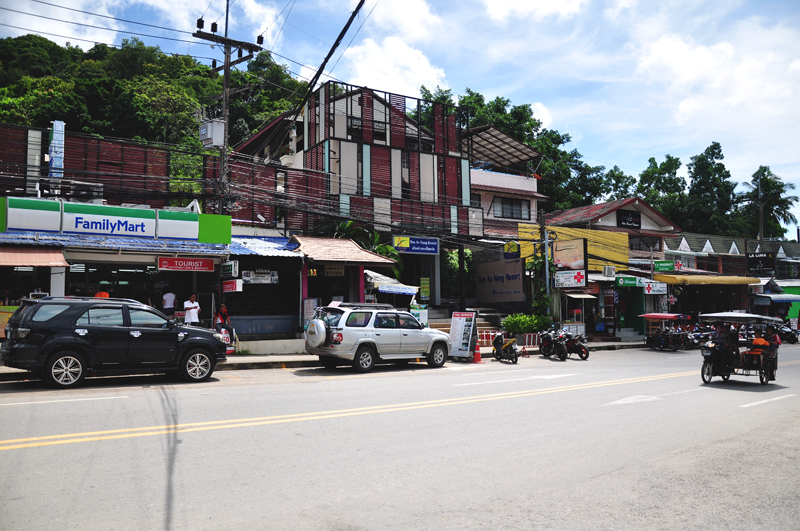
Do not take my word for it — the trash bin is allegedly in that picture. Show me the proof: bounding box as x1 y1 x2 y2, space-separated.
619 314 626 328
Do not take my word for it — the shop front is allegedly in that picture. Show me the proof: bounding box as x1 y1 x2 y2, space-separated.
652 274 757 317
0 197 232 327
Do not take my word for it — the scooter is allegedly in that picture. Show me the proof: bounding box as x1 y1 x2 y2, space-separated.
492 332 519 364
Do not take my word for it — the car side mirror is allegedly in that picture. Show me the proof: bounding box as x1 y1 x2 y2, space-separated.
168 319 176 329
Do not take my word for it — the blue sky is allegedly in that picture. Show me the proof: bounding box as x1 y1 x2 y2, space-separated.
3 0 800 231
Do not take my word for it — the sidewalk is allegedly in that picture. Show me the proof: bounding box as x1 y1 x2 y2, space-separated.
0 342 647 383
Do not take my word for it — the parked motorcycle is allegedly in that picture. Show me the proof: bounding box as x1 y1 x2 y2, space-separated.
563 331 590 360
778 325 798 344
492 332 519 364
540 323 568 361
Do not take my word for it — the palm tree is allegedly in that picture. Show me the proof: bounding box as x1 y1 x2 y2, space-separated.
741 166 798 241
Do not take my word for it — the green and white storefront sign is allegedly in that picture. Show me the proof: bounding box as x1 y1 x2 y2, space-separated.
1 197 229 243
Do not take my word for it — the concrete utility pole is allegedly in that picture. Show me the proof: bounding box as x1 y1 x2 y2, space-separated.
193 14 262 215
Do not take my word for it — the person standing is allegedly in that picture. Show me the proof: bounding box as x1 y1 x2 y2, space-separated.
184 294 200 326
162 288 176 317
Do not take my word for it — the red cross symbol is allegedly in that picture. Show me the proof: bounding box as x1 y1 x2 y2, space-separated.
573 271 585 284
668 295 677 304
675 260 683 270
645 284 653 294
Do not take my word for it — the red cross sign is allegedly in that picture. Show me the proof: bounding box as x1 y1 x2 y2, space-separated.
674 260 683 270
645 284 653 294
668 295 677 304
573 271 585 284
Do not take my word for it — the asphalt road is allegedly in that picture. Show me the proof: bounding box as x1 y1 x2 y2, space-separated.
1 346 799 531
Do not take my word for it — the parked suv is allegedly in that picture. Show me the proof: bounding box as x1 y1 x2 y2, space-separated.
304 303 450 372
1 297 228 388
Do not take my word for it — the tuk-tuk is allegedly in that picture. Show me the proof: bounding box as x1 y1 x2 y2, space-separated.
697 312 783 385
639 313 694 351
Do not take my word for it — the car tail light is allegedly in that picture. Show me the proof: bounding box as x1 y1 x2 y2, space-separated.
332 333 343 343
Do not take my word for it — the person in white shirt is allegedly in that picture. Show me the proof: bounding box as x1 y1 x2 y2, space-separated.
162 289 176 316
184 294 200 325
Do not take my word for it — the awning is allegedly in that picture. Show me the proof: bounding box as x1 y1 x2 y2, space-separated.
291 236 396 268
564 293 597 299
365 269 419 295
653 274 759 285
0 247 69 267
378 284 418 295
752 293 800 303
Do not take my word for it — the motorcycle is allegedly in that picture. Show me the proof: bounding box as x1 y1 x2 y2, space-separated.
778 325 798 344
540 323 568 361
563 331 590 360
492 332 519 364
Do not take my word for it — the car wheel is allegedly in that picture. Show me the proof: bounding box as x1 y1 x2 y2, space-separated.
180 349 214 382
321 357 339 370
427 343 447 368
556 343 568 361
353 346 375 372
701 361 713 384
541 342 552 357
578 344 590 360
44 351 87 388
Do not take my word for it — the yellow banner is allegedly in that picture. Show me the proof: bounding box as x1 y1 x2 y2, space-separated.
518 224 629 272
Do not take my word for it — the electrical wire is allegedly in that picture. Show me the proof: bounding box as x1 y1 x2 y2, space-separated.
327 0 378 76
269 0 296 52
23 0 194 34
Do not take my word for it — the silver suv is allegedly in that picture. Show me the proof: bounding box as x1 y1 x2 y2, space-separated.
304 303 450 372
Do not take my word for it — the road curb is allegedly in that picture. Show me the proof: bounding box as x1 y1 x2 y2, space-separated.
0 342 648 382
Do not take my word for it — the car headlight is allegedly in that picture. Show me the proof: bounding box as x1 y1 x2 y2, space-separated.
213 333 225 343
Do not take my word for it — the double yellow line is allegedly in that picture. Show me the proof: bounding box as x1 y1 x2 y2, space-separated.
0 370 697 451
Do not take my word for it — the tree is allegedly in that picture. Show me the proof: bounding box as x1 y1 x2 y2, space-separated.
604 166 637 201
634 155 686 222
683 142 738 235
738 166 798 239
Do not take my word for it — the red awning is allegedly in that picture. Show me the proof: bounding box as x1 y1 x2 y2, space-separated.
0 247 69 267
638 313 691 320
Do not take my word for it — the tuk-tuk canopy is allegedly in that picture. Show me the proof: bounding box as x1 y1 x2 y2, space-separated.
639 313 691 320
698 312 783 325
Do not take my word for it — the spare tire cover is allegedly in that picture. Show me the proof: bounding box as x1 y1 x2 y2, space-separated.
305 319 327 348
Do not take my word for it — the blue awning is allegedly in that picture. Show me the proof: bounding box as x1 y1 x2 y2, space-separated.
0 231 229 255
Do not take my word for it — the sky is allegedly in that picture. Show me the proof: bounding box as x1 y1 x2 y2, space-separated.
2 0 800 232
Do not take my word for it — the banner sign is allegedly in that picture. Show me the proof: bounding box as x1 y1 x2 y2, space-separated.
393 236 439 255
242 270 279 284
654 260 674 272
325 265 345 276
555 269 586 288
449 311 476 359
642 281 668 295
747 252 775 276
420 277 430 300
222 279 243 293
49 120 65 179
158 257 215 271
553 238 586 270
63 203 156 238
503 241 521 259
221 260 239 278
476 259 524 302
378 284 417 295
617 209 641 229
616 276 639 287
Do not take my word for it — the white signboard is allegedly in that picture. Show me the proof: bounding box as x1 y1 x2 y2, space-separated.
642 281 667 295
554 269 587 288
63 203 156 238
476 259 524 303
242 270 279 284
449 311 476 359
410 308 429 327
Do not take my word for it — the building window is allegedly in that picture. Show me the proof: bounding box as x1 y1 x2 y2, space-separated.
493 197 530 220
401 151 410 200
347 117 362 142
629 236 661 251
373 121 387 143
470 193 481 208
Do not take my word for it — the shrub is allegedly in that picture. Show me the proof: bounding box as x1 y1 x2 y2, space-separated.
501 313 552 334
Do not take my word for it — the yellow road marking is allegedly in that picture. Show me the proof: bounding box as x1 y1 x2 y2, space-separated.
0 370 719 451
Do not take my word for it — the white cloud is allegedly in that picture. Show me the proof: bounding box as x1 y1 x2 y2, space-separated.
482 0 590 23
604 0 638 22
340 37 447 96
531 102 552 129
367 0 443 43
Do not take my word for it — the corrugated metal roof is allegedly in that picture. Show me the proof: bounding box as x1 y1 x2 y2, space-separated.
0 231 229 255
229 237 300 258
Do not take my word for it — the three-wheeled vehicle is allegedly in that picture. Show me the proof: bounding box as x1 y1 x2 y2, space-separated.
697 312 783 385
640 313 694 350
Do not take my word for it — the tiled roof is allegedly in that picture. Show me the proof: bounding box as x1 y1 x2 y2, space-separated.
0 231 229 255
229 237 300 258
546 198 635 226
471 183 548 200
291 236 396 266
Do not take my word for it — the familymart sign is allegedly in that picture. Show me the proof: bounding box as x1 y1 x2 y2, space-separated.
3 197 199 240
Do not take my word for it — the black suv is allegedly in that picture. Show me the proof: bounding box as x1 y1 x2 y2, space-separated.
1 297 227 388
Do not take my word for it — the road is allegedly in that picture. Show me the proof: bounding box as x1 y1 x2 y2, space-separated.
1 346 799 530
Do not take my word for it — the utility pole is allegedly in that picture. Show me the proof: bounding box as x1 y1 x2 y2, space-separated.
540 209 551 313
193 9 262 215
